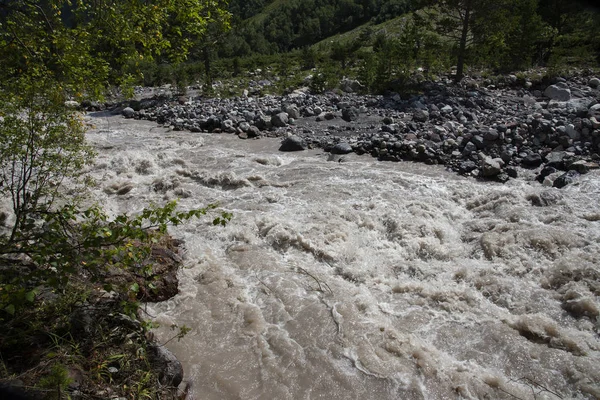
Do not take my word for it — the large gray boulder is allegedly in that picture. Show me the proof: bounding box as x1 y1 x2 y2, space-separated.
279 136 307 151
544 84 571 101
588 77 600 88
271 112 289 128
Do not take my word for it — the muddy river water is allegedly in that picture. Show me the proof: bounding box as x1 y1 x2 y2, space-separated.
85 113 600 400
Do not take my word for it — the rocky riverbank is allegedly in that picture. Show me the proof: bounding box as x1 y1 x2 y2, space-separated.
95 71 600 188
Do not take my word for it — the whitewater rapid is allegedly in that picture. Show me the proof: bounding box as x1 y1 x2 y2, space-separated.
85 114 600 400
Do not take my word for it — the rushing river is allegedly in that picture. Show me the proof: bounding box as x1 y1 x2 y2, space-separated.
85 113 600 400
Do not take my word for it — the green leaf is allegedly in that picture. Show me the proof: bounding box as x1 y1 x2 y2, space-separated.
25 290 36 303
4 304 15 315
129 282 140 293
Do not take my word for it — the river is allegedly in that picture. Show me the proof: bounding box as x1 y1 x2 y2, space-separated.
85 113 600 400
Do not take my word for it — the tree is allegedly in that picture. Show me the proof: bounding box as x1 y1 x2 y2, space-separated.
0 0 231 313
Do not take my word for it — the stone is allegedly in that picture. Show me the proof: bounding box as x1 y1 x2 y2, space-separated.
331 142 353 154
413 109 429 122
284 105 301 119
65 100 80 109
588 77 600 88
149 344 184 387
553 170 579 188
121 107 135 118
529 190 563 206
271 112 289 128
279 136 307 152
341 107 359 122
484 129 499 141
544 85 571 101
480 156 503 177
521 153 543 167
569 160 598 174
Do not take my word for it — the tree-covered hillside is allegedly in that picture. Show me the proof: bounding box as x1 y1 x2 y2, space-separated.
224 0 419 55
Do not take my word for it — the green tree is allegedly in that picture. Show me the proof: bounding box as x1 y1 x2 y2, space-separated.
0 0 231 313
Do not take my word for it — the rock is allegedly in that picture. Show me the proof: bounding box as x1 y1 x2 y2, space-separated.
480 156 503 177
247 125 261 138
65 100 80 109
339 79 364 93
149 344 184 387
521 153 543 168
565 124 580 140
284 105 300 119
413 109 429 122
279 136 307 152
331 142 353 154
122 107 135 118
341 107 359 122
441 105 453 113
569 160 598 174
553 170 579 188
588 77 600 88
271 112 289 128
546 151 568 169
544 85 571 101
528 190 563 206
484 129 499 141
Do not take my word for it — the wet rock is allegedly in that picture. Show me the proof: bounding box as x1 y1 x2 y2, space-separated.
553 170 579 188
521 153 543 168
331 142 353 154
480 156 503 177
149 344 184 387
279 135 307 151
568 160 598 174
528 190 563 206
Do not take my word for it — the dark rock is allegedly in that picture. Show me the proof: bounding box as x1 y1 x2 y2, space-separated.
528 190 563 206
271 112 289 128
279 136 307 152
505 167 518 178
521 153 543 167
341 107 360 122
149 344 184 387
331 142 353 154
480 157 503 177
553 170 579 188
413 109 429 122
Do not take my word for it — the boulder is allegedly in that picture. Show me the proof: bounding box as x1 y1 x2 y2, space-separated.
331 142 353 154
544 85 571 101
553 170 579 188
122 107 135 118
339 79 364 93
271 112 289 128
279 136 307 152
284 105 300 119
65 100 80 109
149 344 184 387
521 153 543 168
480 156 503 177
341 107 359 122
588 77 600 88
413 109 429 122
